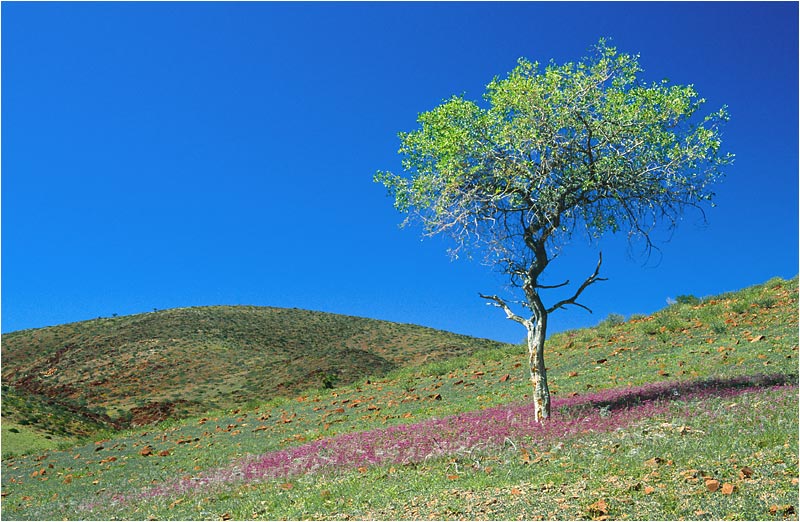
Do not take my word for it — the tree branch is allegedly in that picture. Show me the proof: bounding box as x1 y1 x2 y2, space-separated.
536 279 570 290
478 293 529 326
546 252 608 314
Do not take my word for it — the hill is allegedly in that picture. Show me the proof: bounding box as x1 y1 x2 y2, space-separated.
1 306 507 435
1 276 797 520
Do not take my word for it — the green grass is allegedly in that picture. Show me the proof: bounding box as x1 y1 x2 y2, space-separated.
1 422 66 459
86 386 795 521
1 276 797 520
0 385 108 458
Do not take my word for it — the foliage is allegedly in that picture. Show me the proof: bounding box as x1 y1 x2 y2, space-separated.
320 372 340 390
676 294 701 305
376 39 732 266
601 313 626 327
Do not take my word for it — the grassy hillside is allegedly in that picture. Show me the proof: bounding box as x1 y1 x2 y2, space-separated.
1 306 506 436
0 385 106 458
1 276 797 520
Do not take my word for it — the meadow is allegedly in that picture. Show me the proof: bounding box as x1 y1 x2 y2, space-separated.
1 276 797 520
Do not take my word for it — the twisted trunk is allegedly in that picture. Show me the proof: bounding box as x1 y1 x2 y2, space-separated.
481 254 603 423
526 309 550 421
522 281 551 422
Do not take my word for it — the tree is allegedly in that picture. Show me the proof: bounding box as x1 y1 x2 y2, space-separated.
375 40 732 422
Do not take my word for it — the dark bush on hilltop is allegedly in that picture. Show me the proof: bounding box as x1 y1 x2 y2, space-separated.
676 294 701 305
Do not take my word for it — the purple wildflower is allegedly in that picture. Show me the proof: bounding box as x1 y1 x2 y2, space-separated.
107 373 796 507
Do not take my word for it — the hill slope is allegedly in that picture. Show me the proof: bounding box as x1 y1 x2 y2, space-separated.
1 306 508 432
0 277 796 519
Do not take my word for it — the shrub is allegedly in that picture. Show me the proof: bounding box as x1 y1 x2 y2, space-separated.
321 372 339 390
756 296 776 309
655 315 683 333
676 294 700 305
600 313 626 328
731 301 750 314
709 320 727 334
419 359 462 378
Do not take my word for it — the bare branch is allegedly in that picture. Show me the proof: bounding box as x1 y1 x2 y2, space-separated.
536 279 570 290
566 301 594 313
478 293 529 326
546 252 608 314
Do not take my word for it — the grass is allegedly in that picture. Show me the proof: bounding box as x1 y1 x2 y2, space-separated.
0 385 108 459
1 306 506 436
1 422 66 459
1 276 797 520
23 377 793 521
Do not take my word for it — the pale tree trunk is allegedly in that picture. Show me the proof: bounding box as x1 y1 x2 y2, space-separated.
480 290 552 423
481 254 604 423
525 310 550 422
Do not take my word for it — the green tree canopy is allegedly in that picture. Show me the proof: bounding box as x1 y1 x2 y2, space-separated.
376 40 732 421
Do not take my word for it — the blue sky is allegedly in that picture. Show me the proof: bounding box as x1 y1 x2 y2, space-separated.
3 2 798 343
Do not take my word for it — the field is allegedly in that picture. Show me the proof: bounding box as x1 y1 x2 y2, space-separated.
1 276 797 520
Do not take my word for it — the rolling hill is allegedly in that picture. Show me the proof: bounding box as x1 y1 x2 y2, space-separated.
1 306 508 434
0 276 796 519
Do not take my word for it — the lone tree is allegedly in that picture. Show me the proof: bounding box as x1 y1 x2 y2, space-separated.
375 40 732 422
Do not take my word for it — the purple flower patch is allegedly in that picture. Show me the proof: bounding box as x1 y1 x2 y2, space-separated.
110 373 796 506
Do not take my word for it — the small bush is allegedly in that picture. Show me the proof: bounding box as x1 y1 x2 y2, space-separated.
656 315 683 333
756 296 776 309
676 294 700 305
600 313 626 328
730 293 775 313
730 301 750 314
765 276 786 289
321 372 340 390
709 320 727 334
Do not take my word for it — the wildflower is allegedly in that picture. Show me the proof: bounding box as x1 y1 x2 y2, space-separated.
105 373 794 507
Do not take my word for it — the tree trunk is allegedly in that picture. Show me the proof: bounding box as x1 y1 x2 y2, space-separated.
478 287 552 422
526 308 550 422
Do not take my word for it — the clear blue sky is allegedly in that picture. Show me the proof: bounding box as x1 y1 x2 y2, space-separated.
3 2 798 343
